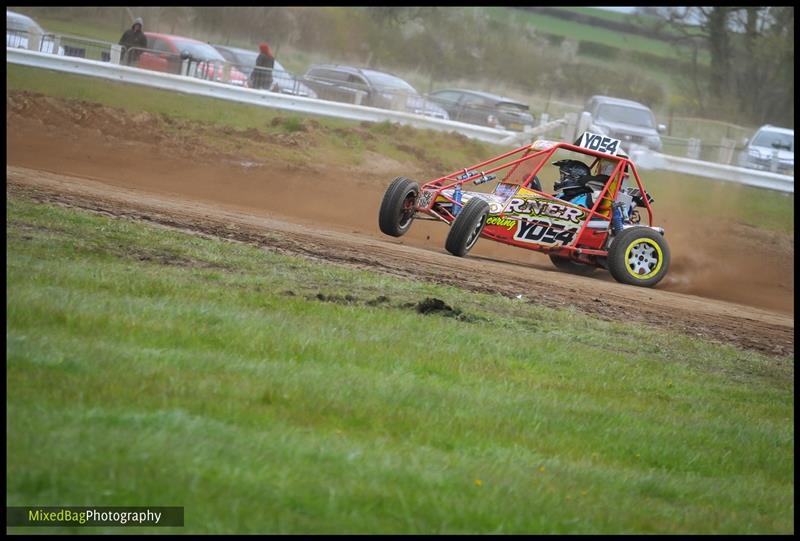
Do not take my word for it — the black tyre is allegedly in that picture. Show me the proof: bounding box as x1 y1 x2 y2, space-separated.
549 255 597 276
607 226 670 287
445 198 490 256
378 176 419 237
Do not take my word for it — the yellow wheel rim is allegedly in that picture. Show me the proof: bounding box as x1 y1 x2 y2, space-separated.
624 238 663 280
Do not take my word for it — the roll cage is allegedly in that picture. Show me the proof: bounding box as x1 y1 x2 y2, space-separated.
414 137 656 259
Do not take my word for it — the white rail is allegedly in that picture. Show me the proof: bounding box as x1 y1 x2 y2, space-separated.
7 48 523 146
628 147 794 193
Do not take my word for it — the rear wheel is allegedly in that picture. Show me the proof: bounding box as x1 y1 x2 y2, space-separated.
607 226 670 287
445 198 490 256
549 255 597 276
378 177 419 237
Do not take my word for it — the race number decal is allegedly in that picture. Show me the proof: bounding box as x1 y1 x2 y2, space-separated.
514 219 577 246
576 132 622 156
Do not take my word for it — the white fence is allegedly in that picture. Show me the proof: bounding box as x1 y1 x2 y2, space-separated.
628 148 794 193
7 48 531 146
7 47 794 193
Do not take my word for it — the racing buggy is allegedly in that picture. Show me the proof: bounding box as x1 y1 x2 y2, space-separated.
378 131 670 287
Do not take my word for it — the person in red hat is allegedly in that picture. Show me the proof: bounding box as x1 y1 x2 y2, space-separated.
249 42 275 90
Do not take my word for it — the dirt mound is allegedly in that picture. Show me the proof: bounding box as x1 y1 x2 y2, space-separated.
8 91 166 141
6 91 319 163
415 297 458 315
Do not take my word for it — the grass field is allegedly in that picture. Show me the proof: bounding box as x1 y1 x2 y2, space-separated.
483 7 695 63
29 14 126 44
559 8 704 40
6 192 794 534
568 7 637 24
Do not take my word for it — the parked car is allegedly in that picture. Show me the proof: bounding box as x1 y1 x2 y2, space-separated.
6 10 63 55
301 64 449 120
738 125 794 175
138 32 248 86
583 95 665 152
427 89 535 131
211 44 317 98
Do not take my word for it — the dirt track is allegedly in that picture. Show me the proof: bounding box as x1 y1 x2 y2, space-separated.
6 91 794 357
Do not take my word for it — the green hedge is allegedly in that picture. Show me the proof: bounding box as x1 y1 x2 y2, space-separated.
577 40 620 60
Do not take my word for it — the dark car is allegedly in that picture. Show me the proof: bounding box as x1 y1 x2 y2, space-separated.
138 32 248 86
301 64 449 120
212 44 317 98
426 89 535 132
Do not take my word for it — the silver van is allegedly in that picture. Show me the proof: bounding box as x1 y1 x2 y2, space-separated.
583 95 665 152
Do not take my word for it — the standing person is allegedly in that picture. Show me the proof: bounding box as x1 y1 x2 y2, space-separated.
118 17 147 66
249 42 275 90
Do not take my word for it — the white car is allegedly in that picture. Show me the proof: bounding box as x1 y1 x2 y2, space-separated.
739 125 794 176
6 10 63 55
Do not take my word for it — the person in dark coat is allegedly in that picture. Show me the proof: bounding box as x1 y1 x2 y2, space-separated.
249 42 275 90
118 17 147 66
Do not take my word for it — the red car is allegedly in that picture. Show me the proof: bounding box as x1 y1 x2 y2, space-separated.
378 131 671 287
137 32 248 86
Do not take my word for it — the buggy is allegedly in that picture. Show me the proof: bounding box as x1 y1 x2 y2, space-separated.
378 132 670 287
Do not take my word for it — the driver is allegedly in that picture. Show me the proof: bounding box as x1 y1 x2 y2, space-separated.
552 159 593 207
552 159 591 192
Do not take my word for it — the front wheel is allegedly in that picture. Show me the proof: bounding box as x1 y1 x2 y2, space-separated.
607 226 670 287
445 198 490 256
378 177 419 237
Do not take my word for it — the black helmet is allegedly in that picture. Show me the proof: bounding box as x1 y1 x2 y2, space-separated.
553 159 590 191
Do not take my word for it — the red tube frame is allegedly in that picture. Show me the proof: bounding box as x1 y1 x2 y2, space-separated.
415 140 656 260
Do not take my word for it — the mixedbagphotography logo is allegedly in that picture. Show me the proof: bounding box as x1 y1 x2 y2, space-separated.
7 506 184 527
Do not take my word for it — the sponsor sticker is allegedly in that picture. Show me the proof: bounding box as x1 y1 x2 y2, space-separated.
416 190 434 209
485 216 517 231
503 196 587 224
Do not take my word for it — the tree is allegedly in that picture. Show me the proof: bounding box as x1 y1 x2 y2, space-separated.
651 7 793 126
365 6 425 27
159 7 195 35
